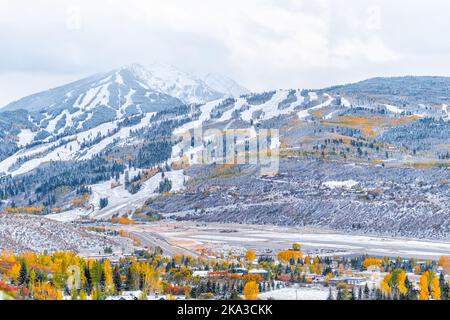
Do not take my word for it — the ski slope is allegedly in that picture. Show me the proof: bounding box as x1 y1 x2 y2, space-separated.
0 113 155 177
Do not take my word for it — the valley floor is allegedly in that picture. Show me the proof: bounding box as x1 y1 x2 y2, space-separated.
115 221 450 260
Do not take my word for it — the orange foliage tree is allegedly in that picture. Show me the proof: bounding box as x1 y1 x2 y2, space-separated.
396 270 408 296
438 256 450 274
243 281 259 300
380 273 392 297
419 271 430 300
242 274 263 283
8 263 21 284
245 250 256 263
363 257 382 269
277 250 303 264
431 277 441 300
112 216 135 225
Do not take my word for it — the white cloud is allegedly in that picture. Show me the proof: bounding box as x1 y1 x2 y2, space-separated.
366 5 382 31
0 72 87 106
0 0 450 105
333 36 400 64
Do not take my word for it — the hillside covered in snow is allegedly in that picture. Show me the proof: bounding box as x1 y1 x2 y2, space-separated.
0 69 449 241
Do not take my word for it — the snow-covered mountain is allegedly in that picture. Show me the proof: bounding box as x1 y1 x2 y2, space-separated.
1 66 182 116
127 63 249 104
1 74 449 177
0 63 250 148
0 74 449 240
2 63 250 114
129 63 223 104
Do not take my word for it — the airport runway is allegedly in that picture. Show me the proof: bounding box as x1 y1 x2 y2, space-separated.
118 221 450 260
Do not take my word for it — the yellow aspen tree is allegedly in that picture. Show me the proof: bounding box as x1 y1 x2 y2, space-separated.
173 254 183 265
244 281 259 300
431 277 441 300
363 258 382 269
397 270 408 296
104 260 115 295
382 257 390 268
23 251 37 266
413 266 421 274
304 256 311 265
2 250 16 263
9 263 21 284
79 290 87 300
313 261 322 275
277 250 302 264
129 261 141 290
419 271 430 300
142 264 159 293
245 250 256 263
28 269 37 294
380 274 392 297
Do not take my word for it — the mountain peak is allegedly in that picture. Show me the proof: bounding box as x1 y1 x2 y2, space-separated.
117 62 250 104
119 63 147 73
1 63 251 114
121 63 221 105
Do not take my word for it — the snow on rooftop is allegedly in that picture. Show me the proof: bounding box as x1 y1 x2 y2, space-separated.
248 269 268 274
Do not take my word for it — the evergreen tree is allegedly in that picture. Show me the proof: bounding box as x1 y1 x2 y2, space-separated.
113 265 122 293
18 261 28 286
439 273 449 300
84 266 92 294
363 283 370 300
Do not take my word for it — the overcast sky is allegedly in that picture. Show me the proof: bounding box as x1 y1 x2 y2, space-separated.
1 0 450 106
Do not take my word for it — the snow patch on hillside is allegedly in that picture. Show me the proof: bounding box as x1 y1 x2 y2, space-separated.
76 86 101 110
174 99 224 135
17 129 36 147
341 97 351 107
240 90 289 122
90 84 110 108
0 214 121 254
218 98 247 122
443 104 449 120
298 94 333 120
308 92 318 101
79 112 155 160
48 169 188 222
45 112 65 133
323 180 359 189
0 113 155 177
385 104 404 114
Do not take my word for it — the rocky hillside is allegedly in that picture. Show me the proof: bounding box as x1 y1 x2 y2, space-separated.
0 71 448 240
0 214 123 254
